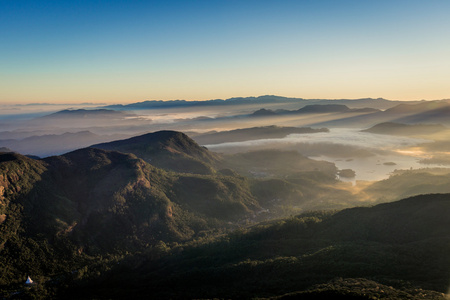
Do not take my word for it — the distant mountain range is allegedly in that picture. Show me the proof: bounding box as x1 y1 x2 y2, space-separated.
4 98 450 160
246 100 450 127
0 131 129 158
38 109 133 119
23 108 144 131
3 98 450 298
103 95 421 110
2 128 450 298
383 101 450 114
362 122 448 136
251 104 380 117
191 125 328 145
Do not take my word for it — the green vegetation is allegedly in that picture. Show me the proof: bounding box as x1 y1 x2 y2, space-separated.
266 278 446 299
92 130 220 175
363 168 450 203
220 149 364 212
57 194 450 299
2 131 450 299
1 143 286 297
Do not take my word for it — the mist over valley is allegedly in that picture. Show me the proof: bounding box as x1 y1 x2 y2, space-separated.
3 0 450 297
2 96 450 299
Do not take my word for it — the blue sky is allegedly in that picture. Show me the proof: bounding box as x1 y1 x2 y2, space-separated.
1 0 450 103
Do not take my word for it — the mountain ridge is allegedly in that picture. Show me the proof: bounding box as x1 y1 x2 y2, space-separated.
39 109 132 119
250 104 381 118
2 125 450 298
62 193 450 299
103 95 417 110
362 122 447 136
191 125 329 145
92 130 220 175
0 147 260 261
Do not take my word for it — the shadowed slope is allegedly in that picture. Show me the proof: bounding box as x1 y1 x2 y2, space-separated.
0 147 261 288
362 122 447 136
65 194 450 299
92 130 220 175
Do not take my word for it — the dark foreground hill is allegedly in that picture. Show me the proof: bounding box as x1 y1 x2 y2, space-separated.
92 130 220 175
60 194 450 299
0 148 261 293
2 129 450 298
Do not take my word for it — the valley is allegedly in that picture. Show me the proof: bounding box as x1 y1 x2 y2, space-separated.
1 96 450 299
3 0 450 298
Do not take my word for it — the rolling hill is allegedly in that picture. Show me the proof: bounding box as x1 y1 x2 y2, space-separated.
2 127 450 298
191 125 329 145
103 95 412 110
60 193 450 299
92 130 220 175
0 147 261 290
362 122 447 136
250 105 380 118
383 101 450 114
302 100 450 128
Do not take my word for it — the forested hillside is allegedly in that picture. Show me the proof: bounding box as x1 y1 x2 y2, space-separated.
1 131 450 299
59 194 450 299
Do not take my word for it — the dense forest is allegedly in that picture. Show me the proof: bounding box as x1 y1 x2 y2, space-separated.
1 130 450 299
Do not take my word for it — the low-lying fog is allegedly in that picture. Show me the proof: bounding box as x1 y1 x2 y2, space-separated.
2 98 450 185
205 128 440 182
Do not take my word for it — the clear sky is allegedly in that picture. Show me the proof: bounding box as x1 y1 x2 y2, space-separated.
1 0 450 104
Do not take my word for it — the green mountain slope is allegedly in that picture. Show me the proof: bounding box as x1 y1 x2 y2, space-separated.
363 168 450 203
3 130 449 298
0 148 259 291
67 194 450 299
92 130 220 175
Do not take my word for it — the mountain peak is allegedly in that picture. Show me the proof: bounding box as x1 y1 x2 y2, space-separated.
92 130 219 174
297 104 350 113
0 151 27 163
94 130 208 156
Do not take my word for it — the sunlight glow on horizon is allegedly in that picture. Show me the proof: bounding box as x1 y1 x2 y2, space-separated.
1 0 450 104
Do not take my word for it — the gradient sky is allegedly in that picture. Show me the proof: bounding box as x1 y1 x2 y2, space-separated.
1 0 450 104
